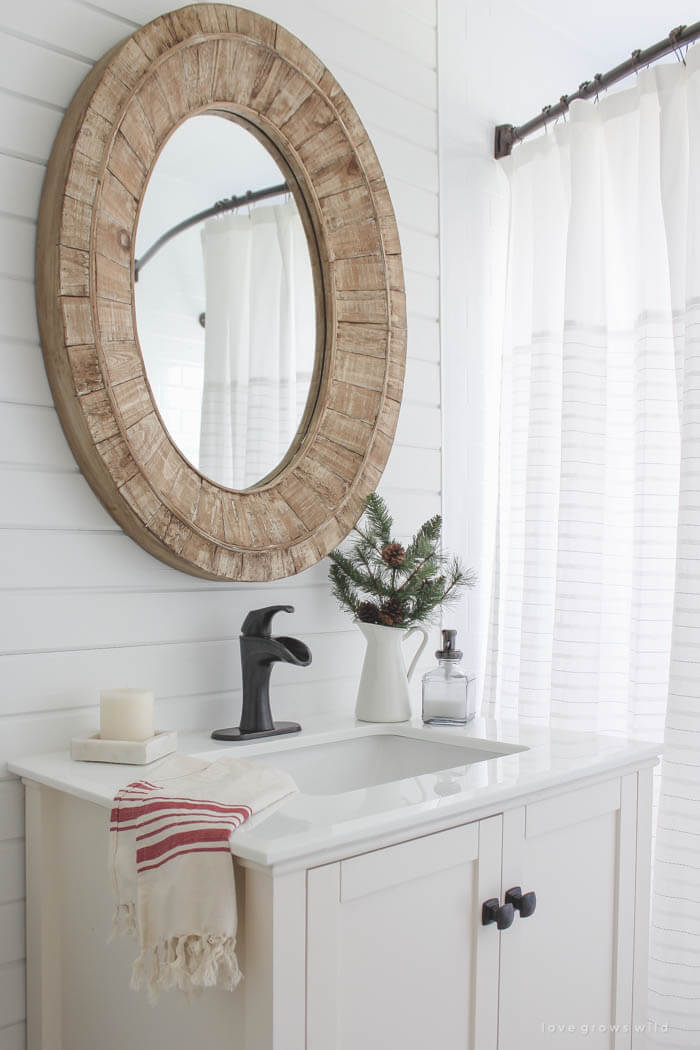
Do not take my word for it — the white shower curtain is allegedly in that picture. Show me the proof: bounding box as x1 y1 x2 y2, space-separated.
199 199 315 490
486 54 700 1046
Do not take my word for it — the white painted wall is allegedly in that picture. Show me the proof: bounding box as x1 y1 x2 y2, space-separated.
0 1 439 1042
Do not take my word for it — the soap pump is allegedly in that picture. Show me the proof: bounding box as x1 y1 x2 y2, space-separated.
421 629 474 726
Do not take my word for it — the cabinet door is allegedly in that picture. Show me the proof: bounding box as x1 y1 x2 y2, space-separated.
307 817 502 1050
499 775 640 1050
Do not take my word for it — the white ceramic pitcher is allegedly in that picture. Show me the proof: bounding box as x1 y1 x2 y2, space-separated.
355 621 429 723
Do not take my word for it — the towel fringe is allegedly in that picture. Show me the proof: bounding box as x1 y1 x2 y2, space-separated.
130 934 243 1003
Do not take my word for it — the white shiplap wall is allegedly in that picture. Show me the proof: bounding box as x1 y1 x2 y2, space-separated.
0 0 440 1042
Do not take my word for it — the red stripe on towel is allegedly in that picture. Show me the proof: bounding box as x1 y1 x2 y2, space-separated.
135 816 247 842
136 826 236 864
137 844 233 874
110 807 251 832
111 799 252 825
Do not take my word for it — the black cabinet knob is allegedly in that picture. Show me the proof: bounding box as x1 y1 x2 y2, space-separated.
505 885 536 918
482 898 515 930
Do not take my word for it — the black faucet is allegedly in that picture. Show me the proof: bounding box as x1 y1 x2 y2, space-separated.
211 605 312 741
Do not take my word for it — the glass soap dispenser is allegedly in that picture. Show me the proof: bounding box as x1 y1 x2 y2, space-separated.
421 629 474 726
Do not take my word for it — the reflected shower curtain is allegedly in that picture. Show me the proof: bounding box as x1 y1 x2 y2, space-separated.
485 54 700 1046
199 199 315 490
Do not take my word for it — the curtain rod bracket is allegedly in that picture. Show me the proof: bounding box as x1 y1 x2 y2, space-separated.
494 124 516 159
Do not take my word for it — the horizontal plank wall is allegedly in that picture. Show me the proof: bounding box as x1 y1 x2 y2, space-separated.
0 0 439 1041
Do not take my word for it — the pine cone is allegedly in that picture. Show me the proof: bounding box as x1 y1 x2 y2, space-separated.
380 597 404 625
379 612 395 627
382 542 406 568
357 601 381 624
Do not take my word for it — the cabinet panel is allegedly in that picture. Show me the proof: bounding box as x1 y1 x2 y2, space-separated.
340 821 478 900
499 774 638 1050
526 778 621 839
307 818 501 1050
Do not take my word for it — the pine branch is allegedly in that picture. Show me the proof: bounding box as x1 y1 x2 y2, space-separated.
396 551 441 596
409 576 448 624
444 556 477 596
401 514 442 570
327 493 476 626
328 561 360 617
328 547 378 594
363 492 393 546
350 535 387 597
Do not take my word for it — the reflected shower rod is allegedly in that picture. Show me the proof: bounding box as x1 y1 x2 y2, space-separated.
494 21 700 159
133 181 288 279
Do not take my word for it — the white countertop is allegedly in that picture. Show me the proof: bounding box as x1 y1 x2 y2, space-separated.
9 715 660 869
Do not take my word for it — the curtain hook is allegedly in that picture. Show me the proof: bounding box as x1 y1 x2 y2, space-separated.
541 104 552 134
669 25 687 66
559 95 569 123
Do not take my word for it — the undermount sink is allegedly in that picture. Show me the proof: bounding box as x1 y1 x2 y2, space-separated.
244 732 527 796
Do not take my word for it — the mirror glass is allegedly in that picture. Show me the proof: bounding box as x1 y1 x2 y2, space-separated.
134 114 318 490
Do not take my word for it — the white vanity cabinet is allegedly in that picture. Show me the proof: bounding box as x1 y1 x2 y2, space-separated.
306 771 651 1050
12 725 657 1050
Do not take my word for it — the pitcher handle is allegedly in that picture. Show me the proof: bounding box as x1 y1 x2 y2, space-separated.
404 626 429 682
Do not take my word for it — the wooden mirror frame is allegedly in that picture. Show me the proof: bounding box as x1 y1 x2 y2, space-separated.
36 3 406 581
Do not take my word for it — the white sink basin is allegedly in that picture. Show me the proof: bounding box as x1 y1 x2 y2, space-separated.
245 732 526 796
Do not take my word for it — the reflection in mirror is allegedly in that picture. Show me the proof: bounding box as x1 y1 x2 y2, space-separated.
134 114 317 490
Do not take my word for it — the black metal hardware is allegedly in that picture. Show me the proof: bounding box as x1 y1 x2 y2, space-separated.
211 605 311 742
494 21 700 158
481 898 515 930
505 885 537 918
494 124 517 160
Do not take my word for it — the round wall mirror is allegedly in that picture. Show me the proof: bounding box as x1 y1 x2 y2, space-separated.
134 114 319 491
36 4 407 582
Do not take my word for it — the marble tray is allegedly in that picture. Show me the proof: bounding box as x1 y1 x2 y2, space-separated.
70 730 177 764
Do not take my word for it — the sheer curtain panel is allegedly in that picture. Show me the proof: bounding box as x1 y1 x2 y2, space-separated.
485 54 700 1046
199 200 315 490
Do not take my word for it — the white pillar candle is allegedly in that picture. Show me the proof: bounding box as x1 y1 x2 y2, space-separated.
100 689 154 742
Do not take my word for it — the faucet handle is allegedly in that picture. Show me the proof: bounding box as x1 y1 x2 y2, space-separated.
241 605 295 638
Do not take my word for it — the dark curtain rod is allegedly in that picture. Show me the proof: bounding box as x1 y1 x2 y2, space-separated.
494 21 700 159
134 181 289 279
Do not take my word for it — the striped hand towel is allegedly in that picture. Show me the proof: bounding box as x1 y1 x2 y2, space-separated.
110 753 296 1000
